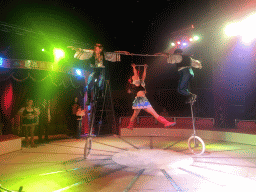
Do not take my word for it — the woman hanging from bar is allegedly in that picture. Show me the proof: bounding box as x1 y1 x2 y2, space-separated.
127 64 176 130
167 49 202 104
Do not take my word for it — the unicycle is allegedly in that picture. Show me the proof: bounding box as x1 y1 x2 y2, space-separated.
84 68 104 159
187 99 205 155
84 96 96 159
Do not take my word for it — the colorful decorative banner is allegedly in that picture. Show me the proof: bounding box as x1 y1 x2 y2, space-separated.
0 58 87 78
0 58 52 70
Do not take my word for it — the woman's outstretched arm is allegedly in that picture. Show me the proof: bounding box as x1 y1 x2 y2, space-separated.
142 64 148 81
132 64 139 80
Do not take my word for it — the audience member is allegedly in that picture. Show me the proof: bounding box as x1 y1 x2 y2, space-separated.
18 99 40 147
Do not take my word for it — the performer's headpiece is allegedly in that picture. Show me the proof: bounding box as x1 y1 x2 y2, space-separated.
174 49 183 54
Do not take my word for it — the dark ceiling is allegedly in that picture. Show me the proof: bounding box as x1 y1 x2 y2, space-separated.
0 0 211 57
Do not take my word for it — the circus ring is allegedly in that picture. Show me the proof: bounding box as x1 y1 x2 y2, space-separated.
1 114 256 191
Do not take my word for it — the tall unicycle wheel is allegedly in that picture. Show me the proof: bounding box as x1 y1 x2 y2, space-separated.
188 135 205 155
84 86 98 159
188 98 205 155
84 99 96 159
84 103 95 159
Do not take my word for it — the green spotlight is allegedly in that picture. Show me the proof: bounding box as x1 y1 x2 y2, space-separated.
53 48 65 60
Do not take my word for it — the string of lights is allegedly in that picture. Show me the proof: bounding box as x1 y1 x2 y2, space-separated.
0 21 203 61
0 21 88 48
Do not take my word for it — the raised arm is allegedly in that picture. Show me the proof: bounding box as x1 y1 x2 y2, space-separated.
114 51 130 55
154 52 169 57
67 46 83 52
67 46 94 60
142 64 148 81
131 64 139 80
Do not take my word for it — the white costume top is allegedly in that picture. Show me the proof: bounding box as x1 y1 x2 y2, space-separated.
132 79 145 88
167 54 202 71
74 49 121 67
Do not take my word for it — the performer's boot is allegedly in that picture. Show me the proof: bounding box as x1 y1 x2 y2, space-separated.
127 120 134 130
30 137 37 148
186 94 197 104
185 94 191 104
157 116 176 128
191 94 197 103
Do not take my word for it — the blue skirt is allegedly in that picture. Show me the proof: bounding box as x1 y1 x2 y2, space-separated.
132 97 152 109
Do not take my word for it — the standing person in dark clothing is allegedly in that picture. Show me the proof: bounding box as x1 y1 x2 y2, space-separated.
167 49 202 104
38 99 50 143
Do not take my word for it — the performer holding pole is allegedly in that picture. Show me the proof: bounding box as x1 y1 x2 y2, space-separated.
167 49 202 104
68 43 126 105
127 64 176 130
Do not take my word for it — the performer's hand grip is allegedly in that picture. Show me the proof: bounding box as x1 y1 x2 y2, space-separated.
67 46 80 51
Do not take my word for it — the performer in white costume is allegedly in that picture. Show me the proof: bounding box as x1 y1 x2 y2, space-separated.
68 44 127 105
167 49 202 103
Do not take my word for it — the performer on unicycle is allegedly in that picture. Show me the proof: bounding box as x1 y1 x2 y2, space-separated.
167 49 202 104
126 64 176 130
85 44 105 105
68 43 124 105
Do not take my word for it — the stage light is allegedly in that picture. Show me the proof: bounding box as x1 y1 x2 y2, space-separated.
225 21 255 43
225 22 239 37
76 69 82 76
193 36 199 41
177 41 181 45
183 42 187 46
171 42 175 46
53 48 65 60
241 32 255 44
42 48 45 52
225 12 256 43
0 57 3 66
189 38 193 42
241 14 256 43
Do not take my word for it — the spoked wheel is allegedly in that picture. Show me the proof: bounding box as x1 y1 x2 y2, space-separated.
84 137 92 159
188 135 205 155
